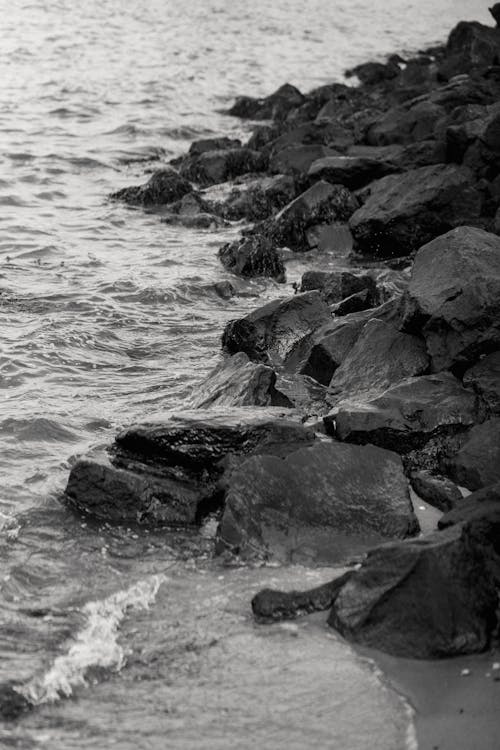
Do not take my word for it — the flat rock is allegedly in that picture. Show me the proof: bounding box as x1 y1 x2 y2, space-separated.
217 441 419 563
401 227 500 371
409 470 463 511
349 164 482 257
308 154 397 190
110 169 192 206
447 418 500 490
329 523 499 658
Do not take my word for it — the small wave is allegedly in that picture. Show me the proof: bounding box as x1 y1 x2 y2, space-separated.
0 417 80 443
23 575 166 703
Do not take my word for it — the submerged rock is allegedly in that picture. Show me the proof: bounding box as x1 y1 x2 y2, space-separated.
329 522 499 658
217 441 419 563
409 470 463 511
218 235 285 282
349 164 482 257
110 168 192 206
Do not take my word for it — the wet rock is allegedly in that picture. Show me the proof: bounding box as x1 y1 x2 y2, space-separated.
0 683 32 721
463 351 500 416
110 168 192 206
331 289 375 316
179 148 266 187
401 227 500 371
217 441 419 563
65 409 316 526
222 291 332 366
365 100 445 146
227 83 305 121
219 235 285 282
441 21 500 79
299 269 377 306
188 137 242 156
273 373 328 415
409 470 463 511
438 482 500 529
205 174 296 221
161 212 228 229
327 319 429 406
329 372 478 453
329 523 499 658
346 59 400 86
213 281 235 300
189 353 290 409
266 121 354 157
349 164 482 257
252 571 354 622
447 418 500 490
269 145 339 178
308 154 397 190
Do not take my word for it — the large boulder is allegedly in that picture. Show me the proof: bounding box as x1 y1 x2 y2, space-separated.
307 154 397 190
110 169 192 206
463 351 500 416
189 353 290 409
327 319 429 406
222 291 332 365
365 100 445 146
65 409 315 525
329 523 499 658
328 372 478 453
441 21 500 78
217 441 419 563
447 418 500 490
299 269 378 306
204 174 295 221
401 227 500 371
179 148 266 186
226 83 305 121
269 145 339 178
349 165 482 257
218 235 285 282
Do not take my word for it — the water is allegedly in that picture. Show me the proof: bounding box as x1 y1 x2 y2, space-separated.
0 0 491 747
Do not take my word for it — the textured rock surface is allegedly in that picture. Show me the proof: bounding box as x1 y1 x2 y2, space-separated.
409 470 463 511
219 235 285 281
447 418 500 490
463 351 500 415
110 168 192 206
438 482 500 529
179 148 266 186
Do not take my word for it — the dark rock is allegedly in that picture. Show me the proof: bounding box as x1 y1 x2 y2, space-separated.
269 145 339 177
346 59 400 86
205 174 296 221
308 154 397 190
365 100 445 146
409 470 463 511
0 683 32 721
221 291 332 366
188 137 242 156
227 83 305 121
463 351 500 415
327 319 429 406
299 269 377 305
110 168 192 206
213 281 235 300
329 372 478 453
439 482 500 529
401 227 500 371
219 235 285 282
441 21 500 78
65 408 315 525
252 571 354 622
272 373 328 415
267 122 354 157
349 164 482 257
165 190 211 216
179 148 266 187
217 441 419 563
447 418 500 490
490 4 500 27
189 353 290 409
329 523 499 658
161 212 228 229
331 289 374 316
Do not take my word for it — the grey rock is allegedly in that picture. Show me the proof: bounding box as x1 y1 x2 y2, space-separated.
409 470 463 511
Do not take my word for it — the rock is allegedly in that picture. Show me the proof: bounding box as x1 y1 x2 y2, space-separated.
463 351 500 416
331 289 375 316
438 482 500 529
327 319 429 406
329 372 478 453
269 145 340 178
161 212 228 229
349 164 482 257
252 571 354 622
308 154 397 190
490 4 500 27
266 122 354 157
227 83 305 121
273 373 328 415
204 174 296 221
219 235 285 282
221 291 332 366
409 470 463 511
345 59 400 86
365 100 445 146
447 418 500 490
299 270 377 305
110 168 192 206
217 441 419 563
401 227 500 371
179 148 266 186
66 409 315 525
260 180 358 252
441 21 500 78
0 683 32 721
329 523 499 658
213 281 235 300
189 353 290 409
188 137 242 156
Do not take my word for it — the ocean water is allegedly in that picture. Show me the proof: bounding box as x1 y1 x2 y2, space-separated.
0 0 491 747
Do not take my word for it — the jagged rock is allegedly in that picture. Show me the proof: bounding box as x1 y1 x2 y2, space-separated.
227 83 304 121
447 418 500 490
65 409 315 525
273 373 328 415
308 154 397 190
365 100 445 146
188 137 242 156
218 235 285 282
331 289 374 316
259 180 358 252
217 441 419 563
179 148 266 186
329 523 499 658
204 174 295 221
222 291 332 366
440 20 500 79
438 482 500 529
328 372 478 453
401 227 500 371
110 168 192 206
349 164 482 257
269 145 339 177
409 470 463 511
463 351 500 415
189 353 290 409
252 571 354 622
299 270 377 305
327 319 429 406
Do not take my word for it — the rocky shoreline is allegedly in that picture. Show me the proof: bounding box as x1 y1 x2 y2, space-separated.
5 8 498 719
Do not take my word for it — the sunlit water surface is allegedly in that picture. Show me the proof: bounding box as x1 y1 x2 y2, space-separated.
0 0 491 747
